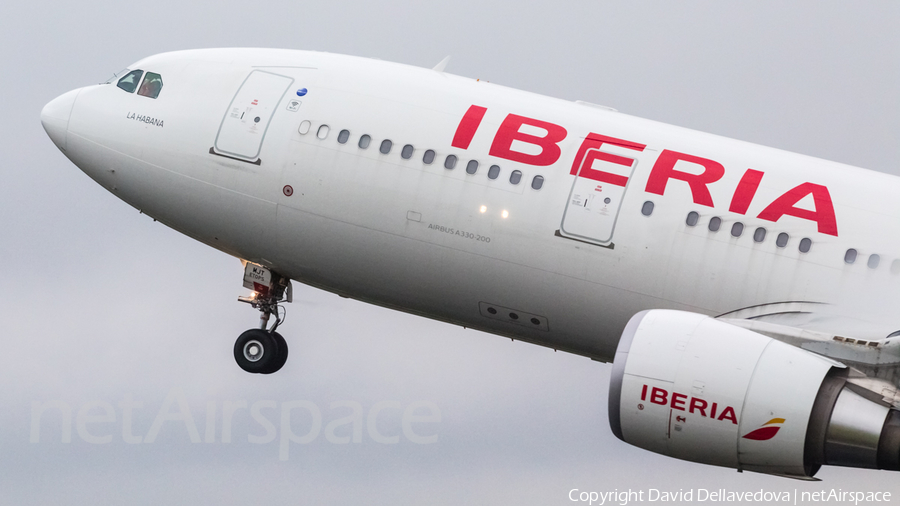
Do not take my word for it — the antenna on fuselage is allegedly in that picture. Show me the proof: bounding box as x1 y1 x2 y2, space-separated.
432 55 451 72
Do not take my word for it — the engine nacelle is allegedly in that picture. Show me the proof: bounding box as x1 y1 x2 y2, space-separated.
609 310 900 478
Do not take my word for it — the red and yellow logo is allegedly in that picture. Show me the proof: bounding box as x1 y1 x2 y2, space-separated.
742 418 785 441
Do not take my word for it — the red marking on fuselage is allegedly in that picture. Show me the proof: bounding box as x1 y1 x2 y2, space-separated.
570 133 646 186
488 114 567 166
451 105 488 150
729 169 765 215
757 182 838 236
645 150 726 207
449 106 840 237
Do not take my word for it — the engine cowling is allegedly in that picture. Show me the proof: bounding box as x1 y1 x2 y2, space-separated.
609 310 900 478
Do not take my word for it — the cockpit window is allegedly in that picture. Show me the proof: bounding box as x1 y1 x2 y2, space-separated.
137 72 163 99
116 70 144 93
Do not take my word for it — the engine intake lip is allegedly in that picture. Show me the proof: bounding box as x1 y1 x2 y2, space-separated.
608 310 651 441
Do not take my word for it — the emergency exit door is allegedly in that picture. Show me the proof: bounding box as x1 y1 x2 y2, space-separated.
559 147 638 246
213 70 294 163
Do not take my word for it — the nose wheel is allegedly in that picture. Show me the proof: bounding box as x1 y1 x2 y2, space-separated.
235 262 292 374
234 328 288 374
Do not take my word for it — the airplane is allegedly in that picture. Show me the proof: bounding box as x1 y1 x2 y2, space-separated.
40 48 900 480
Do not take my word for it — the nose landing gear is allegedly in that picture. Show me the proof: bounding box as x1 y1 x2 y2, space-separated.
235 262 292 374
234 328 288 374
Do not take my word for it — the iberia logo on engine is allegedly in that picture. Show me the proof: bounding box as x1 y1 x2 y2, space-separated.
742 418 785 440
639 384 738 424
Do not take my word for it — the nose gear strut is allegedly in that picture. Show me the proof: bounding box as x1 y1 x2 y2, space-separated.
235 261 291 374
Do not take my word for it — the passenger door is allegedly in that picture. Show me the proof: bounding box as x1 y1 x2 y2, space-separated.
213 70 294 164
559 136 644 247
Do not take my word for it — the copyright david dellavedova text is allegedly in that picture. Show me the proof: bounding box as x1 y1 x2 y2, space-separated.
568 488 892 505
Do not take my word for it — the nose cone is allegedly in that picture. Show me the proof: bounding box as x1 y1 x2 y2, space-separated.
41 88 80 152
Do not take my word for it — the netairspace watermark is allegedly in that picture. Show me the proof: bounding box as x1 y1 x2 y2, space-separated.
30 388 441 461
568 488 892 506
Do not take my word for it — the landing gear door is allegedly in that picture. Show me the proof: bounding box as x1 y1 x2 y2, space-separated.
559 136 644 246
213 70 294 163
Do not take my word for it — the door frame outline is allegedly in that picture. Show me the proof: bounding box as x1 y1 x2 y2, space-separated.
212 70 295 163
559 147 639 246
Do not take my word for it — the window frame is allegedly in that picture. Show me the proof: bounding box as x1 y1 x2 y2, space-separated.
116 69 144 93
686 211 699 227
136 72 163 99
776 232 789 248
444 155 457 169
753 227 766 243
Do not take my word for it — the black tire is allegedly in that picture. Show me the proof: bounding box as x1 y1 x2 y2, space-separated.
234 329 279 374
262 332 289 374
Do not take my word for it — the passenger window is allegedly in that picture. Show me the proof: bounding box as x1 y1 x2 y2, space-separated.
337 130 350 144
708 217 721 232
488 165 500 180
444 155 457 169
891 259 900 275
423 149 435 164
298 120 311 135
358 134 371 149
509 170 522 185
466 160 478 174
868 254 880 269
380 139 392 154
731 222 743 237
641 201 654 216
116 70 143 93
753 227 766 243
844 249 857 264
686 211 699 227
317 125 330 140
401 144 414 159
799 238 812 253
531 175 544 190
137 72 163 99
776 232 789 248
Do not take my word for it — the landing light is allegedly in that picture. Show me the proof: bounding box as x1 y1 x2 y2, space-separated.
502 210 509 219
479 205 487 213
238 292 260 305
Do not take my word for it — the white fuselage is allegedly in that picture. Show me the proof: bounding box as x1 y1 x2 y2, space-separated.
44 48 900 361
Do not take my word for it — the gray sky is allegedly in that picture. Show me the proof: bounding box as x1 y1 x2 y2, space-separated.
3 1 900 504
